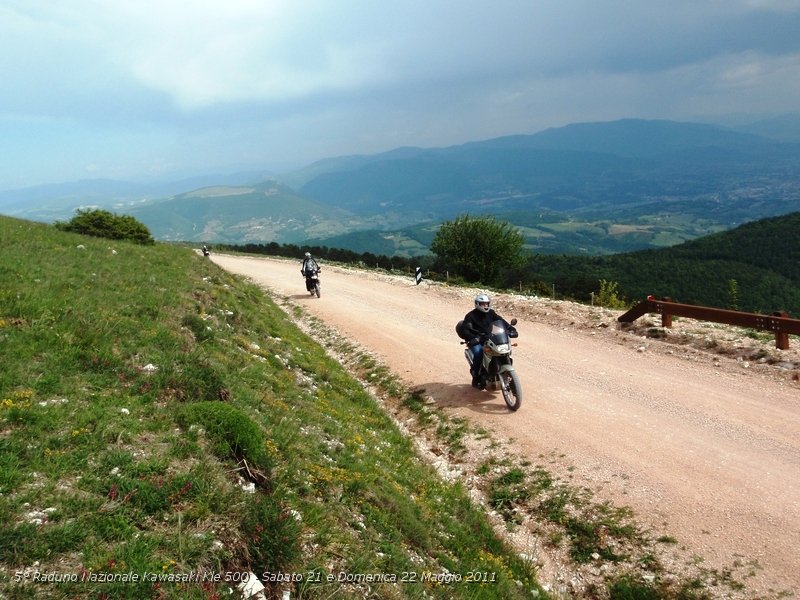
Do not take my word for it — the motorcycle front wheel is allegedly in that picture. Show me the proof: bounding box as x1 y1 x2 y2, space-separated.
499 370 522 411
314 282 321 298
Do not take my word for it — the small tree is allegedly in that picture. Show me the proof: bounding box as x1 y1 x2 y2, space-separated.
55 209 154 244
727 278 739 311
430 215 526 284
595 279 628 309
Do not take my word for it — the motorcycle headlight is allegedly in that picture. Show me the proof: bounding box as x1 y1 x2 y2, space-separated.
495 344 509 353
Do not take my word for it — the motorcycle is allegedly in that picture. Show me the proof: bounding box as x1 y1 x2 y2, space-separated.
456 318 522 411
304 268 321 298
202 247 210 257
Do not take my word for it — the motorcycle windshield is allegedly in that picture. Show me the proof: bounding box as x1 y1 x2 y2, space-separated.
489 320 510 345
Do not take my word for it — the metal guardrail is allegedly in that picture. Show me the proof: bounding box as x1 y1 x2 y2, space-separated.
617 297 800 350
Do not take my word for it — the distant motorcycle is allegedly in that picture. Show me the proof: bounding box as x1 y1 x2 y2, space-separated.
303 268 321 298
202 246 210 257
456 318 522 411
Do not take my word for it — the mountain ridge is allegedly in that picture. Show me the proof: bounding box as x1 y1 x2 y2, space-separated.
3 118 799 255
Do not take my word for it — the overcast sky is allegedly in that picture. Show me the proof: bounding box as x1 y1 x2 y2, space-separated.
2 0 799 189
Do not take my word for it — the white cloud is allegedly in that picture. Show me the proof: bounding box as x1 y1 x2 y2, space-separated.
1 0 799 188
87 0 399 108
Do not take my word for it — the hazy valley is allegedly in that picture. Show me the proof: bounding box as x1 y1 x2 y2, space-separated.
2 118 800 258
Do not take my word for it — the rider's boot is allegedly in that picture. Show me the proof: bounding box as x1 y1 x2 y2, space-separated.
470 367 485 390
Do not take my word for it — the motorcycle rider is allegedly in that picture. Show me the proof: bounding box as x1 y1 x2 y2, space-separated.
300 252 320 291
300 252 319 275
461 293 509 389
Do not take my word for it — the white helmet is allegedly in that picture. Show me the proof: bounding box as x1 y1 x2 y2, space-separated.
474 294 491 313
304 252 311 258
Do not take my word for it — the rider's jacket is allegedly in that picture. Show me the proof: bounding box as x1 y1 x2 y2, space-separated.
301 258 319 275
461 308 505 342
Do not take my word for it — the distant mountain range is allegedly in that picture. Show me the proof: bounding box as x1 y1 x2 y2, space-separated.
0 171 270 223
3 118 799 256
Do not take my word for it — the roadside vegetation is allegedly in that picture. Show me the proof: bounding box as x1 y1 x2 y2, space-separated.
218 211 800 315
55 208 155 245
0 215 541 599
429 215 527 284
2 214 762 599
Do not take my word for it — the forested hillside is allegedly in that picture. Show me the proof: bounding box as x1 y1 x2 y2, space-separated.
524 212 800 314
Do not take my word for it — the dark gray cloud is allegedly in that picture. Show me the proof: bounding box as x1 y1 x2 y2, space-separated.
1 0 798 188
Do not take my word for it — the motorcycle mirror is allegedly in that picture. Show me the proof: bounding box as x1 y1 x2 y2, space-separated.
510 318 517 326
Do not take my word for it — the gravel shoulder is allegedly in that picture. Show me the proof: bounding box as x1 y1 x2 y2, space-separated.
212 253 800 599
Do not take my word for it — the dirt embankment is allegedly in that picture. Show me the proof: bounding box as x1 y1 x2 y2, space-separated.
212 253 800 599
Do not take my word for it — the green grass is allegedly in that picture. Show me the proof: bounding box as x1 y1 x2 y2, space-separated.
0 216 544 599
1 215 758 600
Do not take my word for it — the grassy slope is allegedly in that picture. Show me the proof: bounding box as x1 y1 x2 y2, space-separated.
0 216 542 599
2 215 738 600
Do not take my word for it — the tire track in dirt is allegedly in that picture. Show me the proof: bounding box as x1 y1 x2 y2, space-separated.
212 253 800 598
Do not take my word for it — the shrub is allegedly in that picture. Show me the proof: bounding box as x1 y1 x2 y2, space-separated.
243 495 302 575
608 575 660 600
55 209 154 244
431 215 526 285
596 279 629 309
177 401 273 483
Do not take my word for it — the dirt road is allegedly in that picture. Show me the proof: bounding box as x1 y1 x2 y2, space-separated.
211 253 800 598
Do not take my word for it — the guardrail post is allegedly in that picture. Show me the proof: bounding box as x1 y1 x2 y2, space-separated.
774 311 790 350
660 297 673 328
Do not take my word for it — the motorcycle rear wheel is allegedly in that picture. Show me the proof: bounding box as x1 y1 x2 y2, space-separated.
499 370 522 411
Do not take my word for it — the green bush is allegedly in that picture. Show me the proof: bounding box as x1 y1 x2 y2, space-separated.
596 279 629 309
431 214 526 285
55 209 154 244
177 401 273 480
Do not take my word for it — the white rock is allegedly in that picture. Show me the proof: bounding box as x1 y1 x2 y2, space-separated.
238 572 266 599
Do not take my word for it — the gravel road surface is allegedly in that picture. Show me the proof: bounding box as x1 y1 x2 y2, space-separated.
211 253 800 598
